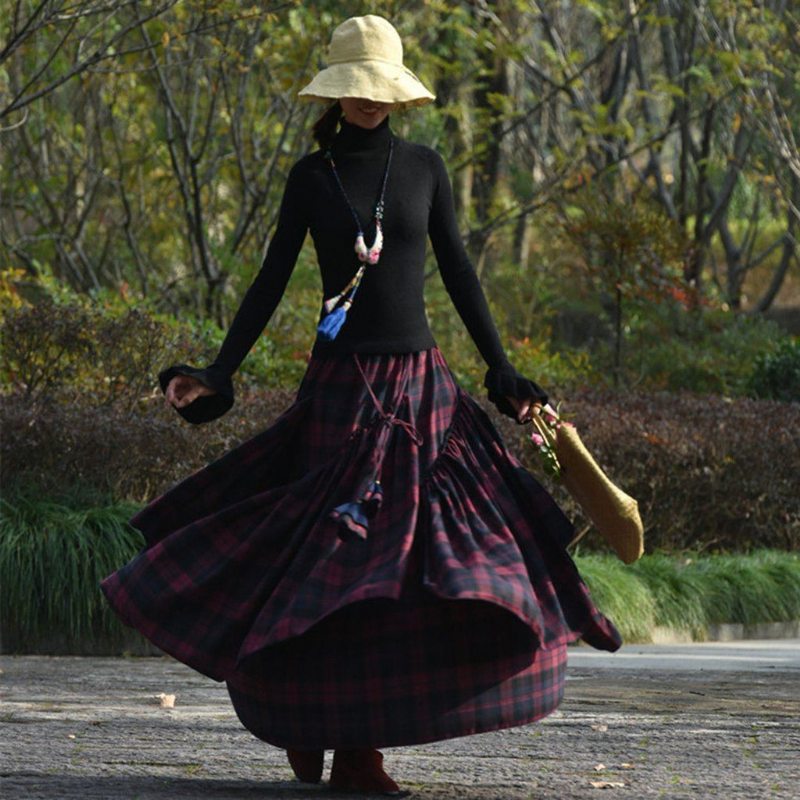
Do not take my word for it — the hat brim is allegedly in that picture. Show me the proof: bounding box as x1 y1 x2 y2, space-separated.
298 61 435 106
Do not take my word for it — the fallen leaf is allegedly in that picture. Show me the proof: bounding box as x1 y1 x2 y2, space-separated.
67 734 76 739
591 723 609 732
619 763 635 769
594 764 606 771
590 780 625 789
155 693 176 708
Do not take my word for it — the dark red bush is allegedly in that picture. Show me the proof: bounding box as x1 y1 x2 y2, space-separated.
485 390 800 553
2 385 796 552
0 388 296 502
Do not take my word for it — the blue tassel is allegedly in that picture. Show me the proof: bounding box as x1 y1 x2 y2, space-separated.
317 305 348 341
331 501 370 541
362 480 383 505
330 481 384 542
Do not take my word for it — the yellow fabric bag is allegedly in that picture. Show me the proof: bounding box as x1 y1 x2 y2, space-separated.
531 410 644 564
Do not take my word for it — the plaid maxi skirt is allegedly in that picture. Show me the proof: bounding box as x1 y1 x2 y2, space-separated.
101 346 621 749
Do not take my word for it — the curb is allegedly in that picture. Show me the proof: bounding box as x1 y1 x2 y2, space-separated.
644 621 800 645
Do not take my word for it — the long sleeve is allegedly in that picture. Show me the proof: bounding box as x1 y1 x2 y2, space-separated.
212 160 308 376
427 150 548 416
427 150 509 370
159 160 308 424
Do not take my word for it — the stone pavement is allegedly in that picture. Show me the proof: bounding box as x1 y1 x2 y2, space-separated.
1 644 799 800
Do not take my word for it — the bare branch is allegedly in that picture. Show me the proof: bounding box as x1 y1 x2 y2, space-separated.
0 0 52 64
0 1 178 120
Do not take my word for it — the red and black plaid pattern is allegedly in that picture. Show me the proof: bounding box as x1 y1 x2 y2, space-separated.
101 347 620 748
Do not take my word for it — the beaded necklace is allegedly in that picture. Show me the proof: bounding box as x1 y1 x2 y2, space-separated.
317 135 394 341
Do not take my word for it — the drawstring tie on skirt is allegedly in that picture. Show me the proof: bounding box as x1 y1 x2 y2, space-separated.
330 354 424 542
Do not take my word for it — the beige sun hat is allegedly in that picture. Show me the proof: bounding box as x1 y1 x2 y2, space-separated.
298 15 435 106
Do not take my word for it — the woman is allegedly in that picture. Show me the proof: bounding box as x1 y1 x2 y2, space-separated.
101 15 621 796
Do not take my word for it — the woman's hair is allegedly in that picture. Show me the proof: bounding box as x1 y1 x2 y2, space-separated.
312 100 343 150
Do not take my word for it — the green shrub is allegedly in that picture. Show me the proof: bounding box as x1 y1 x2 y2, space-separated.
747 338 800 402
543 283 791 397
425 270 598 395
614 304 787 396
575 551 800 643
573 554 656 642
239 282 319 389
0 294 207 410
692 551 800 626
628 555 708 638
0 484 143 646
2 476 797 652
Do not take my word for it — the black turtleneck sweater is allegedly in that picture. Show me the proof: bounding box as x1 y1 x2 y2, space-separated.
160 116 547 424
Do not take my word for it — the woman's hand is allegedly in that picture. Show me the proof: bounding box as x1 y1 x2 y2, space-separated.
505 396 543 424
165 374 217 411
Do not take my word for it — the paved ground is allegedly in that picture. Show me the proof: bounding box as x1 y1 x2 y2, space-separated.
1 642 799 800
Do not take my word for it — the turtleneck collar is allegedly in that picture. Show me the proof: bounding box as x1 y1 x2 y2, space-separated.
331 115 393 155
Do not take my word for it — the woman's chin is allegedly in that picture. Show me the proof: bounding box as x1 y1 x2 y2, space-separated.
352 111 387 128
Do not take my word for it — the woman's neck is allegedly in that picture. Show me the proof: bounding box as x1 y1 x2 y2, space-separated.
331 116 392 155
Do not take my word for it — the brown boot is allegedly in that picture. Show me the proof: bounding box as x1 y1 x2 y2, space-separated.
330 748 406 796
286 748 324 783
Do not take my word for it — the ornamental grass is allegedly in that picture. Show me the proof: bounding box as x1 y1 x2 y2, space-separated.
2 482 797 653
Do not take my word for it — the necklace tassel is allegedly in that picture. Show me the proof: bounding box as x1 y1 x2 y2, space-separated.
319 137 393 341
317 299 353 341
323 294 342 314
318 264 365 341
322 264 365 314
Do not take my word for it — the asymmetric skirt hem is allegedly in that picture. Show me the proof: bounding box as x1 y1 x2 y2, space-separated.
101 347 620 748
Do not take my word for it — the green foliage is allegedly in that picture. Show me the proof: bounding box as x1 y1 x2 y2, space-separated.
236 256 320 389
624 305 787 396
576 551 800 643
747 338 800 402
690 552 800 627
4 477 796 651
557 182 689 385
2 0 797 326
627 555 709 639
505 335 597 393
2 0 797 402
545 290 792 397
424 253 599 395
0 483 144 645
0 261 318 403
1 292 207 412
572 554 657 642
